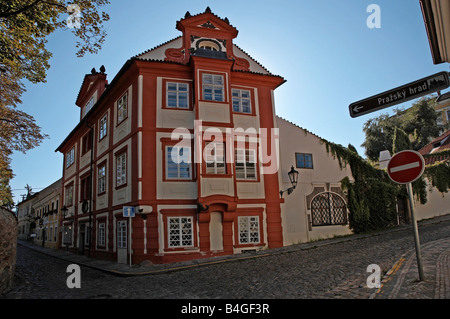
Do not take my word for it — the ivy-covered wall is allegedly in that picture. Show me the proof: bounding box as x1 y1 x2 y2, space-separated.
320 140 449 234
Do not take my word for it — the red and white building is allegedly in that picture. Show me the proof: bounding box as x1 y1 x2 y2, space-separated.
56 8 287 264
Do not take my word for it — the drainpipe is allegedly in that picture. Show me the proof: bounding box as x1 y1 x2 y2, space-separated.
86 121 94 257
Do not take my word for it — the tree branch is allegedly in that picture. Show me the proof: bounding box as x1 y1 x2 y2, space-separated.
0 0 44 18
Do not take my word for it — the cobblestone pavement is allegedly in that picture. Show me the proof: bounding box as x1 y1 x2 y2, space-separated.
2 215 450 300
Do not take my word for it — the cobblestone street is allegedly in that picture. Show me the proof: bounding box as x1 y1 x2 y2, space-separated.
2 216 450 300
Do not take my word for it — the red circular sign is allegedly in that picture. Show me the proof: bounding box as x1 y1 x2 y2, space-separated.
387 150 425 184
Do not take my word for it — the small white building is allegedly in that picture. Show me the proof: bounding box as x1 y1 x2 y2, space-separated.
277 117 354 245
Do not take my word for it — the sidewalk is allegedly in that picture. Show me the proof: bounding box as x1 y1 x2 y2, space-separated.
17 214 450 298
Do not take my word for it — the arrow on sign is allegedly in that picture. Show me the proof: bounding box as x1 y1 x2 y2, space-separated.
353 105 364 113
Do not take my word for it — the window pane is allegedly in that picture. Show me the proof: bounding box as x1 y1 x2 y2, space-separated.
178 93 188 108
167 83 177 91
167 92 177 107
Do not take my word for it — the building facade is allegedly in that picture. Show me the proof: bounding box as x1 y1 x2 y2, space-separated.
16 191 39 241
32 179 62 249
277 117 353 244
56 8 287 264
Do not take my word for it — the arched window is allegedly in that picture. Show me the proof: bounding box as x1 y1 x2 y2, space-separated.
197 40 220 51
311 192 347 226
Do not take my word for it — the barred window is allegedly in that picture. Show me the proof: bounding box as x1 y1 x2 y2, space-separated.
238 216 260 244
63 226 72 245
168 217 193 248
311 192 347 226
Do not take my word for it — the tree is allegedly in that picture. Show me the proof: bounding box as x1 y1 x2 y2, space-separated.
1 0 110 108
0 0 110 205
362 96 441 161
392 126 412 154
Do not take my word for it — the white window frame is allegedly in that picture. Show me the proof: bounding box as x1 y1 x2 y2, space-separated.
202 73 224 102
97 222 105 247
235 148 257 180
238 216 260 244
165 146 192 180
65 185 73 206
117 93 128 124
98 164 106 193
99 114 107 140
232 89 252 114
84 96 94 117
205 142 226 174
168 217 194 248
166 82 189 109
66 147 75 168
116 153 127 187
117 220 127 249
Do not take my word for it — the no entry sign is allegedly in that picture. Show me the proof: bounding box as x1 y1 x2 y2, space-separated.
387 150 425 184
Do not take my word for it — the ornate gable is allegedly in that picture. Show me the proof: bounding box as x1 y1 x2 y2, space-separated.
164 7 250 70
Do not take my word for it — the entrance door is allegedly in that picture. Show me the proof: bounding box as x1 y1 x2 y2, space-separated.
209 212 223 252
117 220 127 264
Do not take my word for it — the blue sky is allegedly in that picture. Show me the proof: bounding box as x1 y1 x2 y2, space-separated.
9 0 449 203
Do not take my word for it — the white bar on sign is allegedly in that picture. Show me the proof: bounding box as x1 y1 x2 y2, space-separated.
390 161 420 173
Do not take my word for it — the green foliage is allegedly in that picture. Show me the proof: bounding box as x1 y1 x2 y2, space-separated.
0 1 110 204
362 96 441 161
392 126 411 154
322 140 401 233
424 161 450 194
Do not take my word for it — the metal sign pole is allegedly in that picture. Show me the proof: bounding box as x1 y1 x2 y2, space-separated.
129 216 132 267
406 182 424 281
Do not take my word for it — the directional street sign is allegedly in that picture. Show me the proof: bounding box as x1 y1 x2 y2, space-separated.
123 206 135 217
387 150 425 184
349 71 450 118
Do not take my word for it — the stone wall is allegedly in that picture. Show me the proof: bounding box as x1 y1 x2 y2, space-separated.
0 207 18 295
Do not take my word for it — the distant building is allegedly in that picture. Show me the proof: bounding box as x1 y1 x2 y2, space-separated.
435 92 450 132
418 129 450 164
31 179 62 249
277 117 353 244
16 191 39 241
415 129 450 220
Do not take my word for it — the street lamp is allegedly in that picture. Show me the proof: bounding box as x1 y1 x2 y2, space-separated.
61 206 69 219
280 166 299 198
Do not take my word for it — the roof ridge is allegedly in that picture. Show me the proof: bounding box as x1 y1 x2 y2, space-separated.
132 36 182 59
233 43 272 75
276 115 324 141
179 7 235 29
